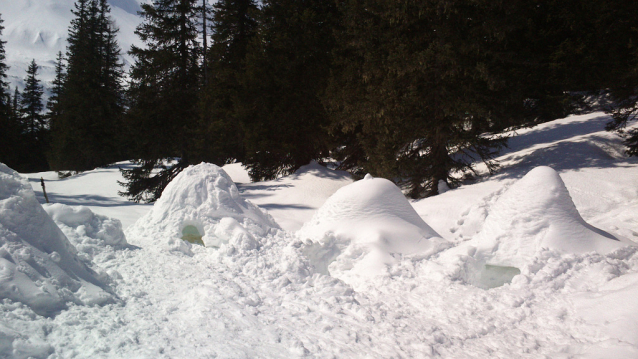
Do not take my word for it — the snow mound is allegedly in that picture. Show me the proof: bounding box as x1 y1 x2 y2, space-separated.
127 163 279 249
43 203 129 276
473 166 627 270
298 175 448 281
0 164 114 316
44 204 128 249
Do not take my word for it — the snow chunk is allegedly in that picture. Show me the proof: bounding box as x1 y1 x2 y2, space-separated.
0 164 114 316
474 166 627 270
43 203 129 280
298 177 448 281
127 163 279 249
44 203 128 249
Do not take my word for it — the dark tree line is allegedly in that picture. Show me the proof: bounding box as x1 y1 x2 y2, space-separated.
0 0 637 199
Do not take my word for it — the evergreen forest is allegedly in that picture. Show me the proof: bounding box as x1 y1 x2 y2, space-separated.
1 0 637 201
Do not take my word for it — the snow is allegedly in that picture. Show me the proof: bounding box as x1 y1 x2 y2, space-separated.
299 174 449 284
0 164 115 317
23 161 152 229
239 161 353 231
472 166 628 268
0 112 637 357
127 162 279 250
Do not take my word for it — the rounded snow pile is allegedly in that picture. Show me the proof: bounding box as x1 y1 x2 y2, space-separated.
474 166 626 269
298 175 448 280
0 164 114 316
127 163 279 250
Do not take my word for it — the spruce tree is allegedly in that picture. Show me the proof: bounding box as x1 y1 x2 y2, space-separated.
325 0 535 198
11 87 20 124
18 60 49 171
47 52 65 119
197 0 259 165
240 0 338 181
49 0 125 171
121 0 202 202
598 0 638 156
0 15 7 99
0 14 18 169
20 59 45 135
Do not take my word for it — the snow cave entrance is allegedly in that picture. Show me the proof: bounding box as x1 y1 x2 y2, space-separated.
477 264 521 289
182 225 205 246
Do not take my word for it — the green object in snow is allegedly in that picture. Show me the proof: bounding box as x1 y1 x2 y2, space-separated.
182 225 205 246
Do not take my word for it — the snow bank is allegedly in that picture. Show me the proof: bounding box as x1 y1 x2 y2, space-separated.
298 175 449 281
127 163 279 251
0 164 114 316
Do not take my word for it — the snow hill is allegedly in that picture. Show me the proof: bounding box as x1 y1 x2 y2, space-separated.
0 112 637 358
0 0 145 93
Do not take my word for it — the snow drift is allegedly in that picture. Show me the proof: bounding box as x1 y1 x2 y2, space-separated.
298 175 449 281
0 164 114 316
127 163 279 251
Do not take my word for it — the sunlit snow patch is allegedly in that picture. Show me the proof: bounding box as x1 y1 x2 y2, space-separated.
127 163 279 252
0 164 115 316
467 166 628 288
298 174 449 282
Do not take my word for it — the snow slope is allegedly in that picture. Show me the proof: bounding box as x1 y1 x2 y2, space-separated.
1 112 638 358
24 161 152 229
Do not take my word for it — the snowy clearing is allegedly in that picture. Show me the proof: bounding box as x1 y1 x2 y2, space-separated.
1 112 638 358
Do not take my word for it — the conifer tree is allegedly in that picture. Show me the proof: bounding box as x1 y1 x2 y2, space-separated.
240 0 338 181
11 87 20 123
0 16 34 171
20 59 45 135
17 60 49 171
0 14 18 168
597 0 638 156
121 0 202 202
325 0 534 198
49 0 125 171
197 0 259 165
46 52 65 119
0 15 7 100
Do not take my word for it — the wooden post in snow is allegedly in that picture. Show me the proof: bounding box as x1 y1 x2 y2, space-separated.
40 177 50 204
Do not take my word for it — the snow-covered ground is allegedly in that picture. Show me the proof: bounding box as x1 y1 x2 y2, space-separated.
1 112 638 358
